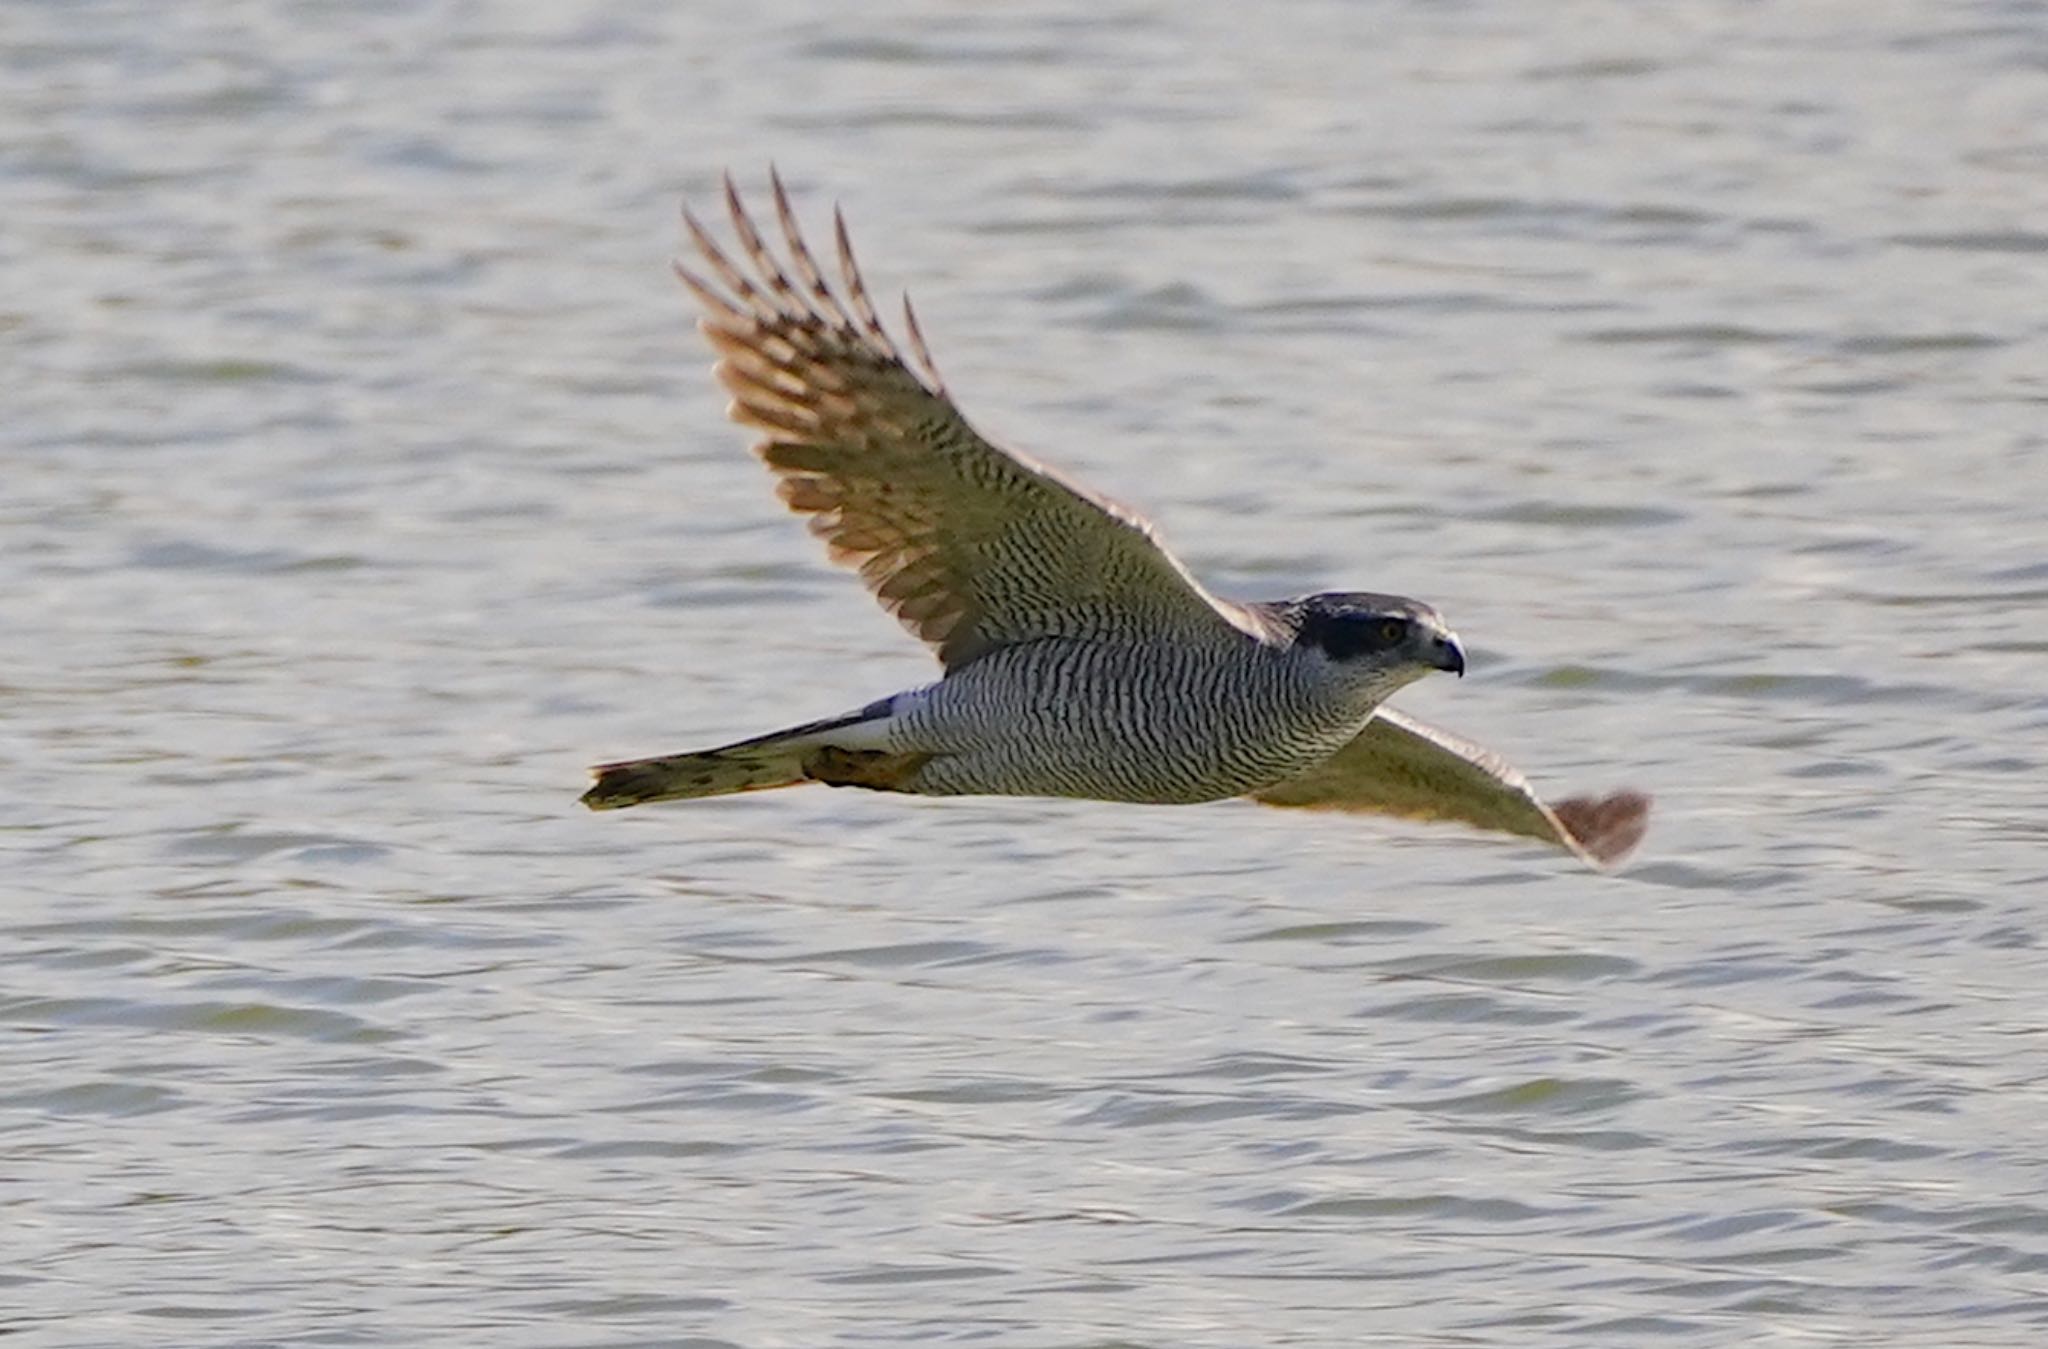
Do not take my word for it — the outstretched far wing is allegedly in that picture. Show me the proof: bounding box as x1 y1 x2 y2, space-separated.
1249 707 1651 869
677 172 1265 671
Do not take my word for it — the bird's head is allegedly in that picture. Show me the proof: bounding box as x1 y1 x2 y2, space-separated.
1286 592 1466 700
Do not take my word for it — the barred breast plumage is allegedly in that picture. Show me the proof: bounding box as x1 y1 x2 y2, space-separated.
887 634 1381 804
579 172 1652 870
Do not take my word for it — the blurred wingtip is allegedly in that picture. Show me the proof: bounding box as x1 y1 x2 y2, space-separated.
1551 790 1653 870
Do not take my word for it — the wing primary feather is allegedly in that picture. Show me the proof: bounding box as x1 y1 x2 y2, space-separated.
682 204 774 316
901 292 946 394
777 476 842 512
722 174 806 319
720 363 817 416
701 322 853 395
728 396 824 437
669 260 746 324
769 167 863 337
722 375 804 417
833 205 906 365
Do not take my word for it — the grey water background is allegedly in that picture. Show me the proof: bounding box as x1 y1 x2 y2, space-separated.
5 1 2046 1344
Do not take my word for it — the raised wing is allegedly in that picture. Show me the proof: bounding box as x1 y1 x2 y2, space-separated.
1250 707 1650 869
677 172 1264 671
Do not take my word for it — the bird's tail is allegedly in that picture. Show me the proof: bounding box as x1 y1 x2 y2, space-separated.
580 704 899 811
581 741 809 810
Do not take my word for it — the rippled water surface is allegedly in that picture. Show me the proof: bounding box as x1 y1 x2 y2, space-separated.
7 2 2047 1345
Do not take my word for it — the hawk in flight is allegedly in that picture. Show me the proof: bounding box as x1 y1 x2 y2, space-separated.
582 174 1650 869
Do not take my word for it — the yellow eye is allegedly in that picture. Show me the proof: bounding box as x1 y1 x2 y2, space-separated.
1379 619 1407 644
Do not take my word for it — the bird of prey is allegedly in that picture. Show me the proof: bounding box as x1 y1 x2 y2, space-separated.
581 173 1650 869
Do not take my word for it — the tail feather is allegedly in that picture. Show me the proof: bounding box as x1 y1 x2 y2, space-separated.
581 743 807 810
581 702 897 811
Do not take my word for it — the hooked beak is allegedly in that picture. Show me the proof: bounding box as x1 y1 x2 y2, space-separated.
1432 633 1466 678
